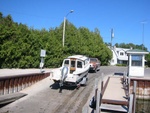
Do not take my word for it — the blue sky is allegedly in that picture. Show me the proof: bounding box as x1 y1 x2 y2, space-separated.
0 0 150 51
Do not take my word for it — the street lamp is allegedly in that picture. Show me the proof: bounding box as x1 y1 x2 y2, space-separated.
63 10 74 47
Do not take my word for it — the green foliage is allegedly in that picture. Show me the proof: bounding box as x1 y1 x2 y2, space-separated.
145 53 150 67
114 43 148 51
0 12 112 68
116 64 127 67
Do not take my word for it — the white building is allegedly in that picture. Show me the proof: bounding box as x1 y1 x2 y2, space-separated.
109 46 131 65
127 49 149 77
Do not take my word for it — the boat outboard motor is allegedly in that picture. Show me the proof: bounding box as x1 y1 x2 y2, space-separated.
59 66 68 87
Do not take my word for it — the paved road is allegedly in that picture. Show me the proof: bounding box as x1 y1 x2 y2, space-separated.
0 66 149 113
0 66 149 77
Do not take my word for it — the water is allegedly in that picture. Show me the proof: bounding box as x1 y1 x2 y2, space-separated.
136 99 150 113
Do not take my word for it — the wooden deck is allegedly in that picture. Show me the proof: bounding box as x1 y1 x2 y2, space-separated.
83 73 143 113
100 76 128 112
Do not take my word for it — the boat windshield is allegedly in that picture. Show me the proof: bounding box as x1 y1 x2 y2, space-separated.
77 61 82 68
64 60 69 67
71 60 75 67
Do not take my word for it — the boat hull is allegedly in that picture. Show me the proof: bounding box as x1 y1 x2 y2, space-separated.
50 55 90 86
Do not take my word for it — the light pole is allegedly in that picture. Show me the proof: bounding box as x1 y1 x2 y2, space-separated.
63 10 74 47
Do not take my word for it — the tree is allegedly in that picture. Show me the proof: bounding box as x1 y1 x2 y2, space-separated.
145 53 150 67
0 12 112 68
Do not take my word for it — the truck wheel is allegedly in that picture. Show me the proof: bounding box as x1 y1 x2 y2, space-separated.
76 84 81 89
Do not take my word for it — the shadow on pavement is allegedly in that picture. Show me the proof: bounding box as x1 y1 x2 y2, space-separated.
114 72 124 76
88 69 100 73
0 103 11 108
50 82 77 91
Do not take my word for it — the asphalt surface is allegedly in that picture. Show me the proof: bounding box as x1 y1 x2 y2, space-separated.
0 66 149 113
0 66 149 77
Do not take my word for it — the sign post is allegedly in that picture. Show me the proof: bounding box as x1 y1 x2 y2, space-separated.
40 49 46 73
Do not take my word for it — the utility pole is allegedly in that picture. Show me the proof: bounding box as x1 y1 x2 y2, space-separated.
111 28 114 47
141 21 147 50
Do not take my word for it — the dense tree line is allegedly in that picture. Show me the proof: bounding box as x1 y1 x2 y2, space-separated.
106 42 148 51
114 43 148 51
0 12 112 68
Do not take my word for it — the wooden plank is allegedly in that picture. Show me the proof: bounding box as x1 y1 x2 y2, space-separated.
100 76 130 112
102 99 128 106
102 77 127 101
0 92 27 105
100 104 128 112
101 77 110 96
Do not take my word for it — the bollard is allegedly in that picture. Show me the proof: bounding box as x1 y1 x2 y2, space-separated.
129 94 134 113
133 81 137 113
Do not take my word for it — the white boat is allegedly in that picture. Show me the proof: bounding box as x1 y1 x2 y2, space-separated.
51 55 90 87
